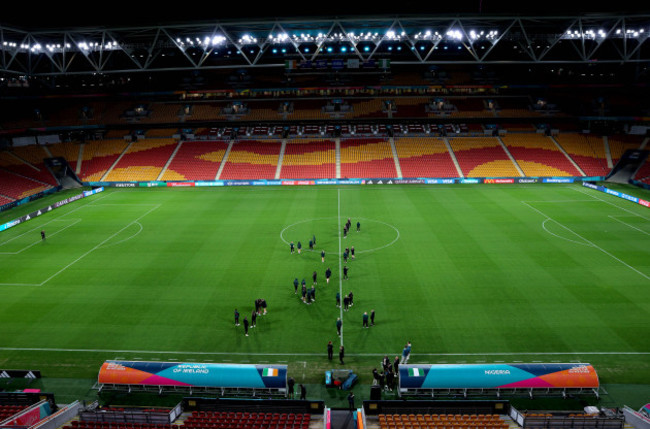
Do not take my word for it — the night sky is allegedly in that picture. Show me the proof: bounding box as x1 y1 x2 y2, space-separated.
1 0 646 31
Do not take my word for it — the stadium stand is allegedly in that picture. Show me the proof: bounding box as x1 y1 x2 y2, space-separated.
47 141 82 172
0 195 15 206
0 405 28 420
0 169 54 200
553 133 610 177
219 140 281 180
0 151 56 199
608 134 645 165
448 98 492 118
78 140 130 182
3 145 58 186
501 134 581 177
288 100 328 120
280 139 336 179
104 139 178 182
347 99 386 118
161 140 229 181
378 413 509 429
340 139 397 178
394 137 458 178
633 158 650 185
449 137 521 178
183 411 312 429
392 98 428 118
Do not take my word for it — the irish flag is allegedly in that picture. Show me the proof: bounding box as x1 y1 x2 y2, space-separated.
408 368 423 377
263 368 278 377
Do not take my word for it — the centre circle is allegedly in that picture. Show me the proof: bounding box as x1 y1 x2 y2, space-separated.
280 217 399 255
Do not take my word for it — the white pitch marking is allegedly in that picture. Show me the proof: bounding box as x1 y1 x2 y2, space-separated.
541 218 591 246
38 204 160 286
572 186 650 221
280 216 399 255
608 215 650 236
338 189 344 348
97 222 144 249
523 201 650 281
0 219 82 255
1 347 646 358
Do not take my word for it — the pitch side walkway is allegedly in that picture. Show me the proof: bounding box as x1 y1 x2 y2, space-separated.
330 409 358 429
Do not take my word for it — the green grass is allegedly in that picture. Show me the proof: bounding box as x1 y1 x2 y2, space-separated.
0 183 649 408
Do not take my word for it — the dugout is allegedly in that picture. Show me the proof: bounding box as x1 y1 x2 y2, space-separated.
96 361 287 397
398 363 599 399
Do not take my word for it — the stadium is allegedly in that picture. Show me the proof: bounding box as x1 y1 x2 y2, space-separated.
1 2 650 429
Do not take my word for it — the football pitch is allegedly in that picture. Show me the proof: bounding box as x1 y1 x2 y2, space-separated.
0 183 649 404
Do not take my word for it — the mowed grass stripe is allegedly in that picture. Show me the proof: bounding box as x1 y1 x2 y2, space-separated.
0 184 648 383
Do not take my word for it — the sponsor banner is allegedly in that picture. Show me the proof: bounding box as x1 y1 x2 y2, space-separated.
338 179 363 185
484 178 515 184
252 180 269 186
0 218 22 232
516 178 540 184
281 180 316 186
542 177 575 183
225 181 252 186
460 178 481 184
195 181 224 187
83 187 104 197
582 182 650 209
316 179 338 185
399 363 598 390
1 188 102 233
139 181 167 187
605 187 639 203
393 179 426 185
167 182 195 187
113 182 138 188
98 360 287 389
425 178 456 184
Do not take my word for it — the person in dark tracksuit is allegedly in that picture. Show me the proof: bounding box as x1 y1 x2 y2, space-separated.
234 309 240 326
294 278 299 294
327 340 333 360
243 316 249 336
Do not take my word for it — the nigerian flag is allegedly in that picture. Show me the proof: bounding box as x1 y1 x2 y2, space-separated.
408 368 423 377
263 368 278 376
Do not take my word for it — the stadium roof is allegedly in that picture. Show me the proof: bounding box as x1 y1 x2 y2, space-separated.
1 0 649 77
2 0 647 30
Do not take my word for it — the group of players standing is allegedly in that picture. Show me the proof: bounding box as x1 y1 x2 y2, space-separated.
289 218 360 308
234 299 268 337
